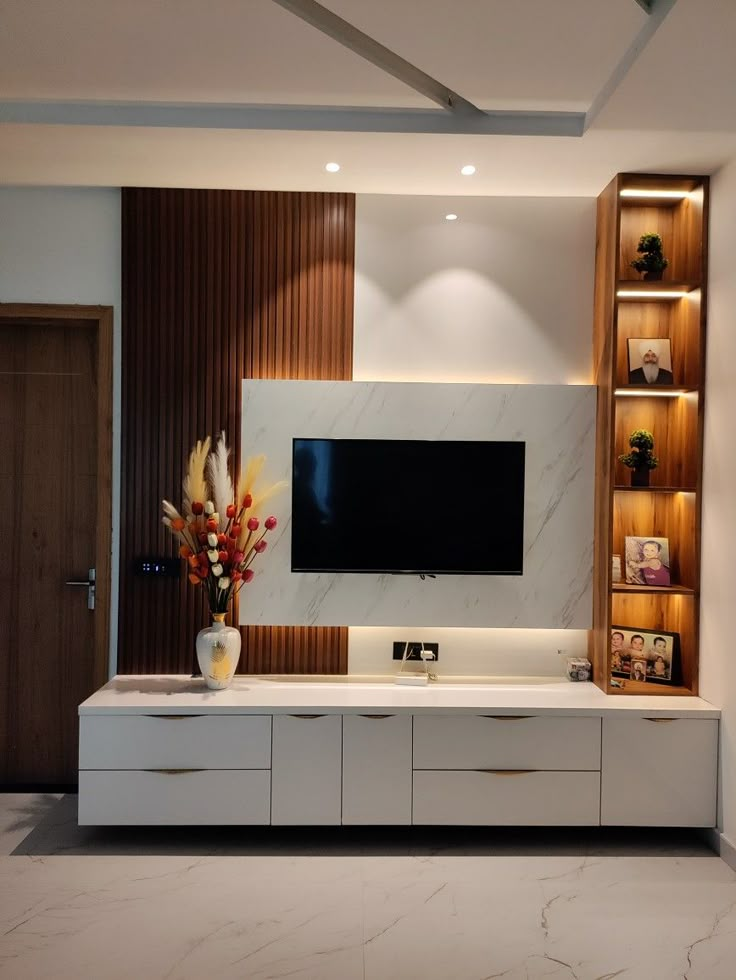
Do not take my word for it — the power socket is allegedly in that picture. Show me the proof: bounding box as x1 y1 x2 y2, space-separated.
392 641 440 662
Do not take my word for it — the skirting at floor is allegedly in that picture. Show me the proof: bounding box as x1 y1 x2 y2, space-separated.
1 795 736 980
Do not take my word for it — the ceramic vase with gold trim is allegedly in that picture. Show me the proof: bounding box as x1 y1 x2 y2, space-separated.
196 614 241 690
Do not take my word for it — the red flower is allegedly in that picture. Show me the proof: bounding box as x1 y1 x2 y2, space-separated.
247 517 259 531
217 533 227 545
229 523 241 539
198 531 208 545
254 539 268 553
231 569 242 582
233 550 244 565
226 504 237 519
242 493 253 509
265 516 277 530
218 550 229 564
206 518 218 532
243 568 254 583
198 551 208 566
196 565 209 579
192 502 204 516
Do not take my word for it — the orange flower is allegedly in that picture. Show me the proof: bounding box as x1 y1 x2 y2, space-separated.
188 572 200 585
171 517 186 532
187 555 199 570
179 544 193 559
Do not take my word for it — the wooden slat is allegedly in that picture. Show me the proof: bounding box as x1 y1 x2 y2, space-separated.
119 190 354 675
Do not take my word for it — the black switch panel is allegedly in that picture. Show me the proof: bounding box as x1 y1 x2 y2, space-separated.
392 641 440 662
133 557 180 578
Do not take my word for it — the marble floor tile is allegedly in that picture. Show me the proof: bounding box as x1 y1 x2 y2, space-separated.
2 795 736 980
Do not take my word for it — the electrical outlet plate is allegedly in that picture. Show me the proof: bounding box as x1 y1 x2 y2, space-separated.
392 641 440 662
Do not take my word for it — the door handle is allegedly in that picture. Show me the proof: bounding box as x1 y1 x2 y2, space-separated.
65 567 96 610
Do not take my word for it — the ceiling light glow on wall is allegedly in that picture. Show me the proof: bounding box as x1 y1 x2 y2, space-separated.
445 213 458 221
325 162 340 173
460 165 476 176
620 189 690 199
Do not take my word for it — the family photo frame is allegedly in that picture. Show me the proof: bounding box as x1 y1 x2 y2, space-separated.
610 626 681 685
625 536 671 587
627 338 674 386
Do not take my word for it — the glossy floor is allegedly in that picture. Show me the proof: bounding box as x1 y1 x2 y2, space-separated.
1 795 735 979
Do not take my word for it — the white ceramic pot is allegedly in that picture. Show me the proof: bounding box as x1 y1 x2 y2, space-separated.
196 614 242 690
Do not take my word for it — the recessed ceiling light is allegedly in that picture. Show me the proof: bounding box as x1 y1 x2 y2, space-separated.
460 165 476 176
445 213 458 221
325 162 340 173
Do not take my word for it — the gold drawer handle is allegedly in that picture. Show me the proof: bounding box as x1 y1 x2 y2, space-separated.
150 714 204 720
359 714 393 720
290 714 327 719
478 769 535 776
480 715 531 721
644 718 677 723
147 769 206 775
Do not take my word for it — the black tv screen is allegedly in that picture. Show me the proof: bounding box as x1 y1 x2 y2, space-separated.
291 438 525 575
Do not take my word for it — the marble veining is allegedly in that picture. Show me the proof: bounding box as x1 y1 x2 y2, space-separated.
240 380 596 628
2 795 736 980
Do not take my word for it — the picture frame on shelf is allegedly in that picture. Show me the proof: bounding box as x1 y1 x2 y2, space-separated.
611 626 681 686
612 554 622 583
627 338 674 386
625 536 671 587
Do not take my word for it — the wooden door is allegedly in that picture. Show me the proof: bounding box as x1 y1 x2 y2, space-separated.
0 305 112 786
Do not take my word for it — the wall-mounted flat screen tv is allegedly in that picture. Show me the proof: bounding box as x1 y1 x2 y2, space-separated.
291 438 525 575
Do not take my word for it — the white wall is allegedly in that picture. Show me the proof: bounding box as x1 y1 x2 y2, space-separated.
0 187 122 677
351 194 596 676
701 159 736 843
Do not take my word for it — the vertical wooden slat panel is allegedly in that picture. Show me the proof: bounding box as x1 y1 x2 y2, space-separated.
119 189 354 675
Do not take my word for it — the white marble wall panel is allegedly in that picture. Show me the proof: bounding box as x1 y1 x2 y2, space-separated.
241 380 595 628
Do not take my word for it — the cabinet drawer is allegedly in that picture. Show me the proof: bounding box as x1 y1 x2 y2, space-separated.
413 770 600 825
413 715 600 771
342 715 412 825
601 717 718 827
271 715 342 825
79 715 271 770
78 769 271 825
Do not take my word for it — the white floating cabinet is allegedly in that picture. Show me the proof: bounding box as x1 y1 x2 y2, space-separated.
342 714 412 825
601 717 718 827
271 714 343 825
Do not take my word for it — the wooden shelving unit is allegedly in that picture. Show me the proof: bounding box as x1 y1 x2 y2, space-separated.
590 174 709 696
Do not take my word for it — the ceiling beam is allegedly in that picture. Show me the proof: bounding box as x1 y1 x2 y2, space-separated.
585 0 678 129
270 0 483 117
0 100 586 137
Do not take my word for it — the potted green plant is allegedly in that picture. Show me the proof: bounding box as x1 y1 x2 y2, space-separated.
630 233 668 281
618 429 658 487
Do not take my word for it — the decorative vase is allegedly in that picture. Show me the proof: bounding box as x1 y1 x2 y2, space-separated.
196 614 241 690
631 467 650 488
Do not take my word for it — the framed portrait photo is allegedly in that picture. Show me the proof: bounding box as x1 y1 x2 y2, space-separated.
610 626 681 685
627 338 674 386
625 536 671 587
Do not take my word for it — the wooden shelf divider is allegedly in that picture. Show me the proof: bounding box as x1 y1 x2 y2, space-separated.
590 173 709 696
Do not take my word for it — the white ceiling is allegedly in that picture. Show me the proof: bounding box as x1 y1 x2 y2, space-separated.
1 0 735 195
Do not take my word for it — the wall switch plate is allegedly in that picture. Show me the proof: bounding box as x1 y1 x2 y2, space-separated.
392 641 440 662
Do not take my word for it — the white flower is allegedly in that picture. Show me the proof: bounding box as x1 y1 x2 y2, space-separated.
218 576 231 590
207 532 218 547
211 513 219 524
212 563 223 577
205 501 215 515
207 549 219 562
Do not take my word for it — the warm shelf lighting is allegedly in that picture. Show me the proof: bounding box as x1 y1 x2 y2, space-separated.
614 388 685 398
325 162 341 173
617 290 689 299
460 165 476 176
620 189 691 199
445 213 458 221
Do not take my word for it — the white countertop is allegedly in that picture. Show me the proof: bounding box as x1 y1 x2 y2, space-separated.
79 675 721 718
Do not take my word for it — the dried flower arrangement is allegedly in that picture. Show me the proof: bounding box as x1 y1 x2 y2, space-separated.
162 433 286 615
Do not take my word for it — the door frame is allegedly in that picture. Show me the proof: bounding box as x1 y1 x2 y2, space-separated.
0 303 113 689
